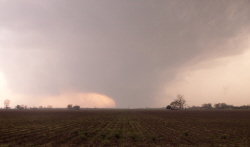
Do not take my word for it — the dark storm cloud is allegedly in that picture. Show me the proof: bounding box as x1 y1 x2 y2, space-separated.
0 0 250 107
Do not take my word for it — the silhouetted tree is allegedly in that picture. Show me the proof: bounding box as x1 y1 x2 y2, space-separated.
202 103 212 109
16 105 24 110
166 105 172 110
4 99 10 109
176 94 186 110
170 94 186 110
170 101 179 109
214 103 231 109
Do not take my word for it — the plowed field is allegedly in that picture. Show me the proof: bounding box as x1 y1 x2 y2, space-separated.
0 109 249 146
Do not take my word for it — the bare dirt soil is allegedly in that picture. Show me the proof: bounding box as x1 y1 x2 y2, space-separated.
0 109 249 146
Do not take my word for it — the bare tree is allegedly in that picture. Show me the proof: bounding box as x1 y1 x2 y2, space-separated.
170 94 186 110
4 99 10 109
175 94 186 110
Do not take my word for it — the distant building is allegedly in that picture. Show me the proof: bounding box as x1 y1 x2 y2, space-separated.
73 105 80 110
67 105 80 110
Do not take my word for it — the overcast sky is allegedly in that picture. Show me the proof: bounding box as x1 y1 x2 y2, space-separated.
0 0 250 108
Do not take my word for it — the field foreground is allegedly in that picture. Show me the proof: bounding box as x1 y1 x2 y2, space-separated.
0 109 249 147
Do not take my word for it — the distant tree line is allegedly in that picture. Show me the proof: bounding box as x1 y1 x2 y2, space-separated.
166 95 250 110
16 105 53 110
2 98 83 110
16 105 27 110
2 99 82 110
187 103 250 110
